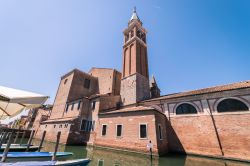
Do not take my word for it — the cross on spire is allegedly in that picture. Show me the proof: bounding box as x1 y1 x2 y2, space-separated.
133 6 136 13
130 6 140 22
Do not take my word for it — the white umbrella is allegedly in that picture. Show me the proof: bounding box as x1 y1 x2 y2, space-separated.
0 86 48 120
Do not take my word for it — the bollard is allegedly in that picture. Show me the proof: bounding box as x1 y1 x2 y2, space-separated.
52 131 61 161
1 131 14 162
26 130 35 152
38 131 46 152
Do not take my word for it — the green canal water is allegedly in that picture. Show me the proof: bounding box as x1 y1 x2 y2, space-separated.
30 139 249 166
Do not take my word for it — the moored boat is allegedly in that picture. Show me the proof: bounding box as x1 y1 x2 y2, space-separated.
2 144 30 146
0 145 39 152
0 152 73 162
1 158 90 166
1 144 31 146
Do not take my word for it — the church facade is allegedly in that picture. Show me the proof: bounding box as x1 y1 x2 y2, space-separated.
35 9 250 161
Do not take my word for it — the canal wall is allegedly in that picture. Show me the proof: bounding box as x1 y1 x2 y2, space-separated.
167 113 250 162
34 117 89 145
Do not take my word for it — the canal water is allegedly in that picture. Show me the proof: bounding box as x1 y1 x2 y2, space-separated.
31 139 249 166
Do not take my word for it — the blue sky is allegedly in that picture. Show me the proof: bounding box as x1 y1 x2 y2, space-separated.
0 0 250 103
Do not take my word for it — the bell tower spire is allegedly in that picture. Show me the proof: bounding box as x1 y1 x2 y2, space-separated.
122 8 148 79
120 8 150 106
130 7 140 22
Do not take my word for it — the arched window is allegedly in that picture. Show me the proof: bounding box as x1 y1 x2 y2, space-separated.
176 103 198 115
217 99 249 113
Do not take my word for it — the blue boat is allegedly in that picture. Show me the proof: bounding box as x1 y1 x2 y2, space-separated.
1 158 90 166
0 145 39 152
0 152 73 161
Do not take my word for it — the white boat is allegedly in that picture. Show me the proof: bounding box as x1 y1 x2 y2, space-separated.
1 158 90 166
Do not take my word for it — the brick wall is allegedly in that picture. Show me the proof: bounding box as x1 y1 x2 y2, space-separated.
99 95 121 111
49 72 74 119
35 122 72 144
142 87 250 161
32 108 50 131
167 113 250 161
167 115 222 156
68 70 98 101
50 69 98 120
35 118 89 145
113 70 121 96
213 113 250 160
95 110 168 155
120 73 150 106
154 111 168 155
89 68 121 95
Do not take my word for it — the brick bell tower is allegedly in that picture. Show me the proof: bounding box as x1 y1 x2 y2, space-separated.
120 8 150 106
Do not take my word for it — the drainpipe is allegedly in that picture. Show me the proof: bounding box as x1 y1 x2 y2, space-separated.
207 101 224 156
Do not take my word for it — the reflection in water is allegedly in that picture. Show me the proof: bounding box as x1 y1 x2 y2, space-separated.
30 139 249 166
86 147 158 166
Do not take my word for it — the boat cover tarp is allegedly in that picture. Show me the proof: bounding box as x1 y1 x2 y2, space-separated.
0 86 48 120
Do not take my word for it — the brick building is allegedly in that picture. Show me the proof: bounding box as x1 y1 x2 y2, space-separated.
35 8 250 161
24 105 52 130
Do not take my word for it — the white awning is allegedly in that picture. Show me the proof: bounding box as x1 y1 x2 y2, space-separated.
0 86 48 120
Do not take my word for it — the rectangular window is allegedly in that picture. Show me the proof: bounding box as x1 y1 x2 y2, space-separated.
85 121 89 131
87 121 93 132
80 119 87 131
140 124 147 139
98 160 104 166
80 120 94 132
158 124 163 140
84 79 90 89
71 103 74 110
102 125 107 136
91 101 96 110
77 101 81 110
116 125 122 137
92 121 95 131
65 104 69 112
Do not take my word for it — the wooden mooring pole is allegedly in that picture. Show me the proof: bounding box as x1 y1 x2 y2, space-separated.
2 132 10 144
0 131 7 147
38 130 46 152
0 132 2 143
20 130 26 144
13 131 20 144
0 129 3 137
52 131 61 161
26 130 35 152
1 131 14 162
